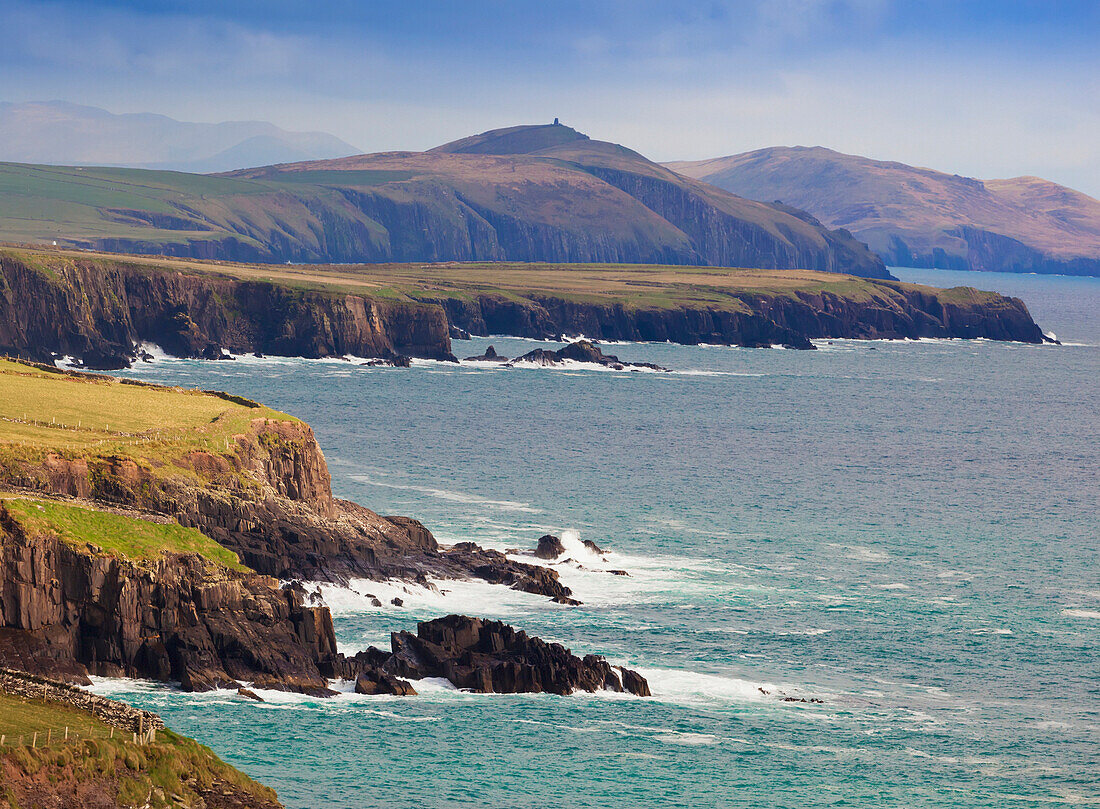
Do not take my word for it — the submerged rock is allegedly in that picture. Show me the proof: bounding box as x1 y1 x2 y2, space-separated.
361 353 412 367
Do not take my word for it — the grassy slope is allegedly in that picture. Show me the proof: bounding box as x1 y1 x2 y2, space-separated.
0 356 295 465
3 245 998 318
0 693 280 808
0 131 879 273
667 146 1100 261
1 497 248 571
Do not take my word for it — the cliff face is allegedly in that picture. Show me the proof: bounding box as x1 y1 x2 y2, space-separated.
429 282 1048 347
0 250 1049 371
1 389 575 602
0 505 340 694
0 253 454 368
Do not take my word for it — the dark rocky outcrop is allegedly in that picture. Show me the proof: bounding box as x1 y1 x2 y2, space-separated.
463 344 509 362
353 668 417 696
534 534 565 559
381 615 649 696
360 353 412 367
510 340 671 369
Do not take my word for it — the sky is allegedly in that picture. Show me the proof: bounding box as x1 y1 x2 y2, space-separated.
3 0 1099 195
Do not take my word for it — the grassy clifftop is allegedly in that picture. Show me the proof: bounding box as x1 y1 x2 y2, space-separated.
1 496 248 572
0 244 991 312
0 357 300 491
0 689 281 809
0 246 1049 364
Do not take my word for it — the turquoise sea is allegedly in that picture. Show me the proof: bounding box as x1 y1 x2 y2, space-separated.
96 268 1100 808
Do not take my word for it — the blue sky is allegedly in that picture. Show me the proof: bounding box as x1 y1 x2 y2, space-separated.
4 1 1099 194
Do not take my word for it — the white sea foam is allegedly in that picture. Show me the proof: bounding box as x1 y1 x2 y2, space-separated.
1062 608 1100 619
348 474 541 513
635 667 778 706
654 732 719 746
315 575 554 627
495 358 667 374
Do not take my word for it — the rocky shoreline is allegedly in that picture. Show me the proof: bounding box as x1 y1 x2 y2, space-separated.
0 250 1053 370
0 361 648 698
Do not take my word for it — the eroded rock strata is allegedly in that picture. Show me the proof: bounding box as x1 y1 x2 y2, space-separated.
431 283 1050 347
0 252 1052 370
333 615 650 697
0 367 593 693
0 253 455 369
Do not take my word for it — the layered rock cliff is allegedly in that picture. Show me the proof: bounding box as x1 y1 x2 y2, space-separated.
0 252 454 369
427 281 1050 347
0 250 1052 370
0 400 574 602
0 505 340 694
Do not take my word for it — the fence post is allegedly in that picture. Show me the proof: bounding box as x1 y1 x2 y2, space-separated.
66 726 69 740
32 732 37 748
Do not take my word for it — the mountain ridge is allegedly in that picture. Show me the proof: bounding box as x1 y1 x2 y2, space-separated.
0 122 890 277
667 146 1100 276
0 100 361 173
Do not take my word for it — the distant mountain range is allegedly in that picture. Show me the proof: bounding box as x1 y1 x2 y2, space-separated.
0 122 888 277
668 147 1100 276
0 101 360 173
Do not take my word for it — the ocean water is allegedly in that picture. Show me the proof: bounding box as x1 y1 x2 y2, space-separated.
95 268 1100 808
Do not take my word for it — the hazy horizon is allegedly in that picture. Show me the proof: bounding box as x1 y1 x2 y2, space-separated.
2 1 1098 196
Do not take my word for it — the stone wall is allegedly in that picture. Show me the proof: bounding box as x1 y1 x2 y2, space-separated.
0 667 163 733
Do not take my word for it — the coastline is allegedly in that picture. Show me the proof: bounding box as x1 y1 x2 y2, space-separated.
0 246 1052 371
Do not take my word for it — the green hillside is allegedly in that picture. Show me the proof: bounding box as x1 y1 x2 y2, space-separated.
0 123 890 277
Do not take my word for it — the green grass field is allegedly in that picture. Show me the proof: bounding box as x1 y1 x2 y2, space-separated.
0 692 113 744
1 497 248 571
0 357 295 461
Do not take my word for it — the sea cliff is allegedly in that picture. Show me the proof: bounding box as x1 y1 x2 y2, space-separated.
0 360 605 694
0 249 1051 369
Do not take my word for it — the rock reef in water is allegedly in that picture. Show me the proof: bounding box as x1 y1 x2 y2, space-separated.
509 340 670 370
463 344 510 362
335 615 650 697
